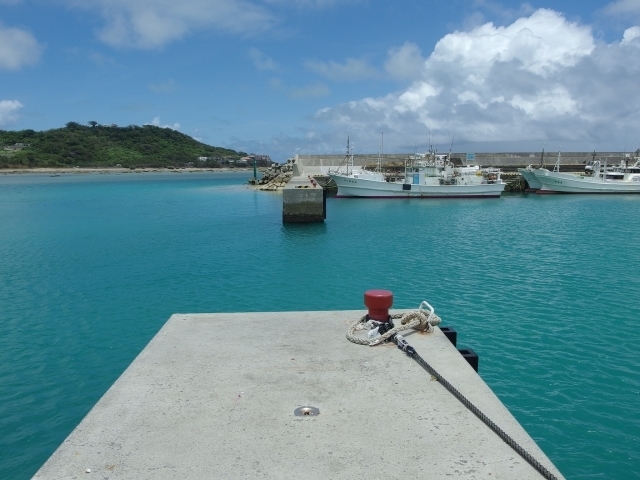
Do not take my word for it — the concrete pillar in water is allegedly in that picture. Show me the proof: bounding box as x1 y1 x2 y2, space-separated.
282 176 325 223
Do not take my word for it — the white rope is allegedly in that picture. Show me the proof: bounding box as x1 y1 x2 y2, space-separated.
346 308 441 346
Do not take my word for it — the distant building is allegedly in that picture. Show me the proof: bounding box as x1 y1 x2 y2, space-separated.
2 143 30 151
240 154 272 167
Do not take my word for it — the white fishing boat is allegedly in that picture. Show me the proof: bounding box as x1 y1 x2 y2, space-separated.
329 137 506 198
517 148 545 191
518 165 542 191
536 154 640 194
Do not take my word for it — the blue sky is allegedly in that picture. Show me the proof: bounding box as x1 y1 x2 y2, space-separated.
1 0 640 160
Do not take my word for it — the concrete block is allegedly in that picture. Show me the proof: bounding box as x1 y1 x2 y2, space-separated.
282 176 325 223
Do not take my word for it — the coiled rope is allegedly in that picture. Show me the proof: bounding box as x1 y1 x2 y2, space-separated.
346 308 442 347
346 307 560 480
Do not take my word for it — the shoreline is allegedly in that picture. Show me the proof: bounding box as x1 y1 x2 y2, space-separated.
0 167 256 175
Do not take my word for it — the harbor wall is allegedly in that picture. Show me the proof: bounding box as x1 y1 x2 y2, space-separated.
295 152 629 170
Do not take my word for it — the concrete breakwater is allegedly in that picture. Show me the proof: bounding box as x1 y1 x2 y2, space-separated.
294 151 628 171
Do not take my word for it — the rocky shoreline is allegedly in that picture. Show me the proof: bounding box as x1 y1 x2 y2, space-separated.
248 162 294 191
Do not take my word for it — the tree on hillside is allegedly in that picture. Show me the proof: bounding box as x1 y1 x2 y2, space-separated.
88 121 98 127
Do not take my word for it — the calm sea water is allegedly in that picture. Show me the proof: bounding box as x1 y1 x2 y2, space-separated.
1 171 639 479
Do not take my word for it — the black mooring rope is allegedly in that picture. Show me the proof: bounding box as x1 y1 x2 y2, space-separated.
395 337 559 480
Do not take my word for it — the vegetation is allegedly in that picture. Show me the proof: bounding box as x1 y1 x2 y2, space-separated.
0 122 248 169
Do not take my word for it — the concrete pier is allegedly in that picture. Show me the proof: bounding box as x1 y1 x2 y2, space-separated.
34 310 564 479
282 175 325 223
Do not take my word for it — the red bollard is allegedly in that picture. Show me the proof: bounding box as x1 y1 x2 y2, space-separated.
364 289 393 321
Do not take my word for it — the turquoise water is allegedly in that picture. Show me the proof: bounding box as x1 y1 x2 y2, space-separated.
1 172 639 479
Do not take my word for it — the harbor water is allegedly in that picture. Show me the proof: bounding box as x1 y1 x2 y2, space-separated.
1 171 639 479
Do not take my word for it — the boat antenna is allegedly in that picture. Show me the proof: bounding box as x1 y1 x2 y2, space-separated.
448 134 455 162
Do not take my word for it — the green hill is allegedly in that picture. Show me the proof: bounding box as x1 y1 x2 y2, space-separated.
0 122 247 168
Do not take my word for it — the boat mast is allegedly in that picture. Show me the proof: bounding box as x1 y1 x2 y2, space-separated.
379 132 383 173
540 144 545 168
346 133 351 176
448 134 455 165
553 148 561 173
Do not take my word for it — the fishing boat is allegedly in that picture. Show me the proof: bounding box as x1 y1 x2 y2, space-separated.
518 165 542 192
328 136 506 198
536 154 640 194
517 147 545 191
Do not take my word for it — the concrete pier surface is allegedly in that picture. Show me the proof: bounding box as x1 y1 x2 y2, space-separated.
34 311 564 479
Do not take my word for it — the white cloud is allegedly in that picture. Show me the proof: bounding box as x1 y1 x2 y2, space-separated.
0 100 24 125
508 87 578 119
384 42 426 81
308 8 640 152
432 9 594 77
304 58 379 81
622 26 640 44
0 24 43 70
395 83 440 113
66 0 276 49
145 117 180 130
249 48 277 71
604 0 640 16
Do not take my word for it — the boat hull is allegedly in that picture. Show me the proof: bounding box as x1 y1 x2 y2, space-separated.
330 175 505 198
517 168 542 191
536 169 640 193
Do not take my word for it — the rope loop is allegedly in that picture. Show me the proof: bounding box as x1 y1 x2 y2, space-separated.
346 305 441 347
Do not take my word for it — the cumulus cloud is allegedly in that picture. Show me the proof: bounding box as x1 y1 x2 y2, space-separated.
384 42 426 81
304 58 379 81
0 24 43 70
603 0 640 16
145 117 180 130
431 9 594 77
307 8 640 152
0 100 24 125
249 48 277 71
66 0 276 49
622 26 640 44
